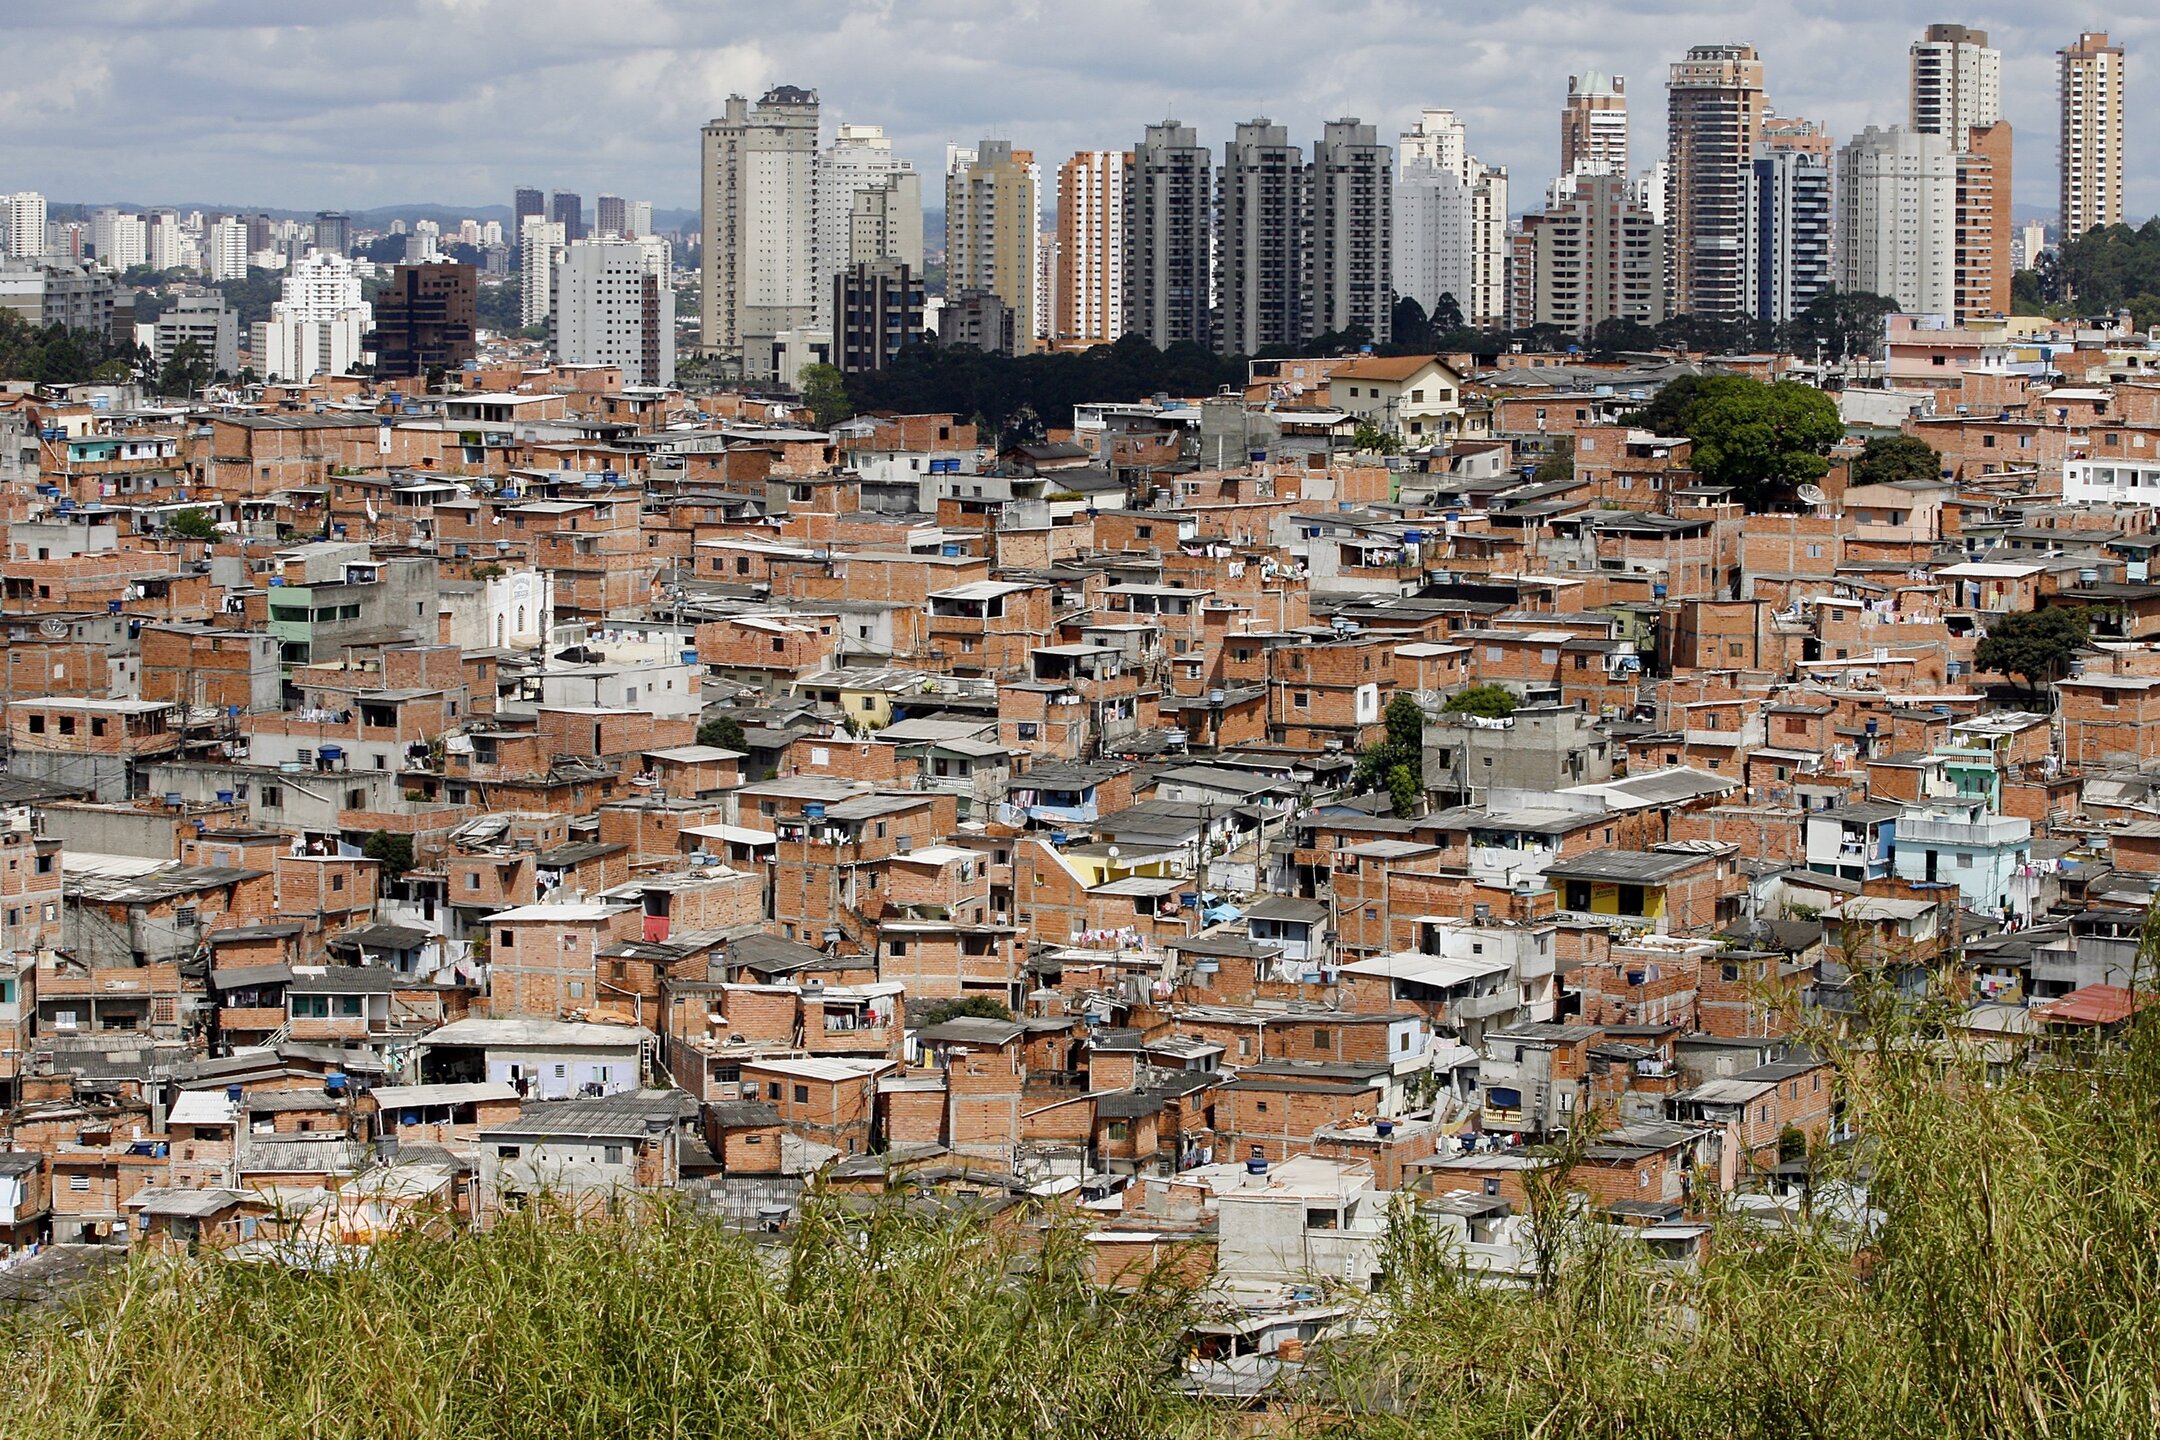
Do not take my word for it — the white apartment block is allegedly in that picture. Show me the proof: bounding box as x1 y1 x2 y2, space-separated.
1910 24 2001 151
256 250 371 382
700 86 820 376
205 216 249 281
91 209 146 271
520 218 565 328
1837 126 1956 318
553 240 676 386
1398 111 1507 328
815 123 921 326
1393 157 1471 321
6 193 47 260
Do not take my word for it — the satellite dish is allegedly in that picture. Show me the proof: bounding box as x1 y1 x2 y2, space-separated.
1797 484 1829 508
39 618 67 639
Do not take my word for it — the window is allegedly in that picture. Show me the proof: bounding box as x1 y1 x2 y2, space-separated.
69 1174 89 1192
498 929 513 949
25 716 42 735
793 1084 810 1103
1106 1121 1130 1142
1312 1027 1331 1048
496 1145 521 1158
603 1145 624 1164
1293 691 1309 708
174 906 197 928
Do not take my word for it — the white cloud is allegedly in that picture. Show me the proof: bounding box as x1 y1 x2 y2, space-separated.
1 1 2149 220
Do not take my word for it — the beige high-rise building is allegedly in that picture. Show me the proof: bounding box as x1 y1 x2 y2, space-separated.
1908 25 2011 321
1911 24 2001 151
1665 43 1768 320
945 141 1042 354
1517 172 1664 336
2058 31 2125 240
1561 72 1628 178
699 85 820 378
1053 151 1125 344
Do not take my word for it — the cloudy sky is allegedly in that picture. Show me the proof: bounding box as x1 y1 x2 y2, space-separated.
4 0 2147 221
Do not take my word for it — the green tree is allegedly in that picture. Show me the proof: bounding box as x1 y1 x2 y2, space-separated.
798 362 853 427
1429 291 1466 336
1533 437 1574 486
1973 605 2090 699
166 507 221 542
1628 375 1843 509
1850 434 1944 488
1353 693 1427 817
361 830 416 882
1442 683 1519 719
157 338 211 399
1783 287 1900 362
697 715 747 752
920 995 1013 1024
1586 316 1661 356
1351 421 1402 454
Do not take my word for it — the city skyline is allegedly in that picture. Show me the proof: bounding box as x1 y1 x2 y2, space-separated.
0 3 2145 219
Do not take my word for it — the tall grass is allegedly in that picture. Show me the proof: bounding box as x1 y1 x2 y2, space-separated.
6 979 2159 1438
0 1200 1213 1440
1305 976 2160 1439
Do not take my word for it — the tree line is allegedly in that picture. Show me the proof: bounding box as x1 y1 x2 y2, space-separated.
841 289 1902 446
2018 218 2160 329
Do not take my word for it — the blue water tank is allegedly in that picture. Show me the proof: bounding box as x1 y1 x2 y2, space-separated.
804 802 826 820
318 744 344 762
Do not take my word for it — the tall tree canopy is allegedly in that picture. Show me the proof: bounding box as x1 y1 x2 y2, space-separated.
1624 375 1844 509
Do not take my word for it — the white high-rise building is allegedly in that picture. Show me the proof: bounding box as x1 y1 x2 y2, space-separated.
6 193 47 259
636 234 673 279
1633 162 1668 222
553 240 676 386
279 248 364 319
815 123 921 326
480 220 504 247
1837 126 1957 317
257 249 371 382
206 216 249 281
146 211 182 273
1398 110 1507 328
700 85 820 377
1910 24 2001 151
1394 151 1472 324
91 209 147 271
629 200 653 239
520 218 566 328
